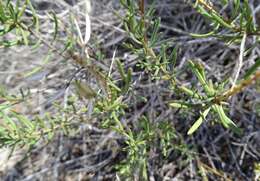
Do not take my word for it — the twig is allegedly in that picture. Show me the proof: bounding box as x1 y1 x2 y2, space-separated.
108 49 117 77
232 32 247 87
84 0 91 45
215 70 260 103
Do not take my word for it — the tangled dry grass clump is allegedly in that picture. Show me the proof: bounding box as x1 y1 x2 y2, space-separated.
0 0 260 180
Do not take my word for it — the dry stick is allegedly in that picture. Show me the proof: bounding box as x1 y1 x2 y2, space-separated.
229 32 247 115
74 18 85 46
139 0 146 42
84 0 92 45
215 70 260 103
108 49 117 77
197 0 215 12
197 159 233 181
139 0 156 59
232 32 247 87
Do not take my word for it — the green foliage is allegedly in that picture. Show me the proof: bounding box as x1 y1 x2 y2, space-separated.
0 88 69 149
171 0 260 135
169 60 242 135
0 0 259 180
115 117 177 180
191 0 260 43
243 58 260 79
116 60 132 94
120 0 176 79
0 0 38 47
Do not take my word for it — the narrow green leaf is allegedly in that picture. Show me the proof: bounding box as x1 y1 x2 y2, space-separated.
190 31 215 38
26 0 39 30
11 111 34 130
0 111 17 132
221 0 228 6
179 86 201 99
196 5 212 19
116 60 127 80
169 45 178 69
20 28 29 45
0 1 7 23
211 12 234 29
187 107 211 135
243 58 260 79
150 18 160 47
232 0 240 19
8 3 17 21
49 11 58 42
122 67 132 93
213 105 242 134
189 60 211 94
0 40 19 47
169 102 189 109
126 68 132 85
17 1 27 19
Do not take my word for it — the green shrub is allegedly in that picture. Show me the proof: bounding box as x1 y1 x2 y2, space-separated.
0 0 259 180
